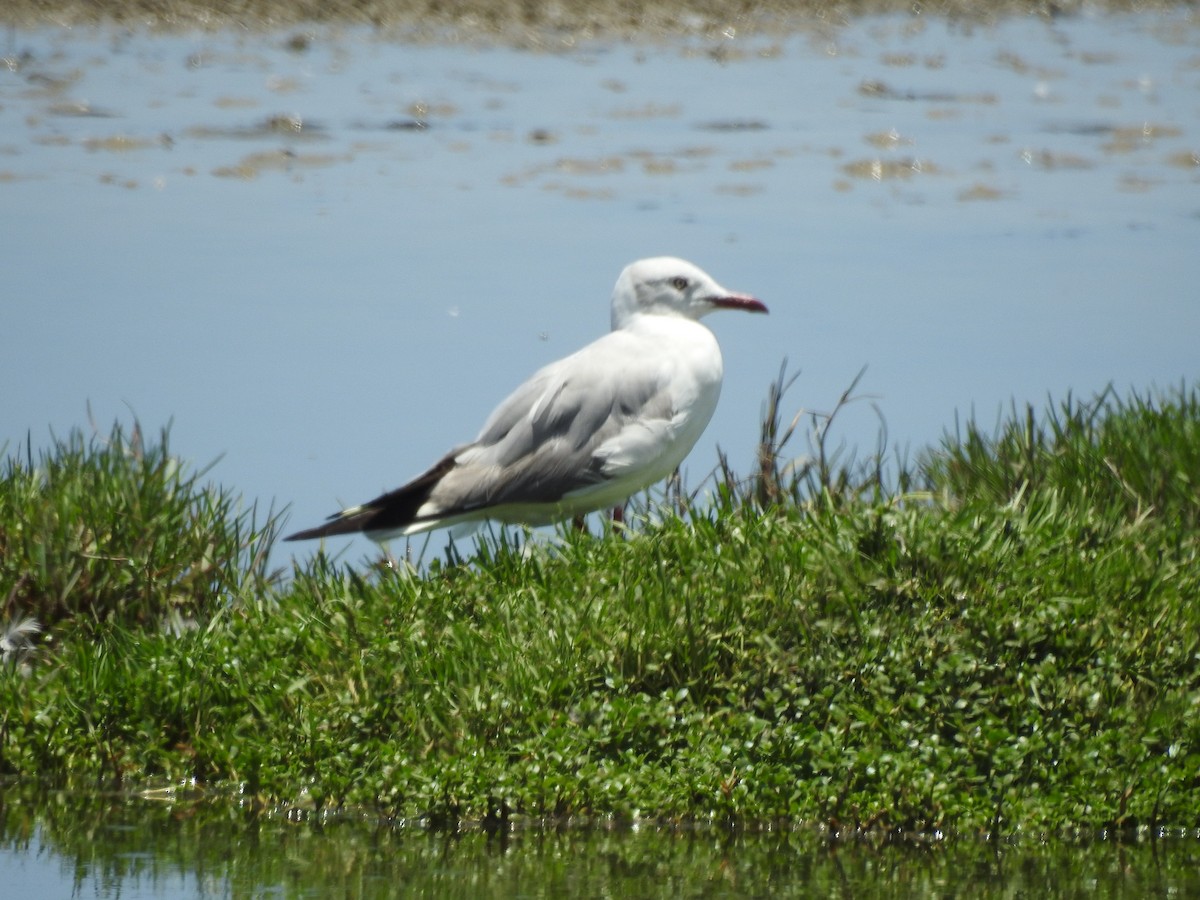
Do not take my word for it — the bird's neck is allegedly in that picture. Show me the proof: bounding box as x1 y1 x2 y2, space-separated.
617 312 711 335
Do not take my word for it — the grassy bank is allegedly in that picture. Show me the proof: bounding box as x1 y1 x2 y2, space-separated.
1 382 1198 834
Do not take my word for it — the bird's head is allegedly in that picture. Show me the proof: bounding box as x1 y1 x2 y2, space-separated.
610 257 767 330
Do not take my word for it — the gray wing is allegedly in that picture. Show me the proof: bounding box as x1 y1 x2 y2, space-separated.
426 335 675 512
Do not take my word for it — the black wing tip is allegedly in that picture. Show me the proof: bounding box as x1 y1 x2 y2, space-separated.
282 527 324 542
284 452 461 543
283 508 377 542
283 523 351 542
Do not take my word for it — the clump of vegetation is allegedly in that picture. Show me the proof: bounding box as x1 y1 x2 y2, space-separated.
921 384 1200 528
0 381 1197 835
0 421 282 634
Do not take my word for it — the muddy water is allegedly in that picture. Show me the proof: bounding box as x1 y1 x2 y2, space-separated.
1 14 1197 558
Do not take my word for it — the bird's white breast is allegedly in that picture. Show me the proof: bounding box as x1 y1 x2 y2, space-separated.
589 315 724 485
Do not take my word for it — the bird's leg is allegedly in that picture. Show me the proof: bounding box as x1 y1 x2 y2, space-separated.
573 514 589 533
611 505 624 525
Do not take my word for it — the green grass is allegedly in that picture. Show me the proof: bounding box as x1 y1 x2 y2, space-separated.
0 421 281 632
1 381 1198 835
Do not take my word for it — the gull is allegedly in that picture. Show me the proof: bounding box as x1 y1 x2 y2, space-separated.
284 257 767 542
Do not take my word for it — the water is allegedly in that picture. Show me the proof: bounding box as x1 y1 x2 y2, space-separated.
1 12 1197 564
2 785 1199 898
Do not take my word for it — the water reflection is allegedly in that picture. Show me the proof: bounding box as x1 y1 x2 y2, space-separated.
2 784 1199 898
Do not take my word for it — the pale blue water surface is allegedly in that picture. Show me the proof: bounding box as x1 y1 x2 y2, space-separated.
2 13 1198 565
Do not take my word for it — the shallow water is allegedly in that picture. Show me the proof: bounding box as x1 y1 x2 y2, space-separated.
1 14 1198 561
2 786 1199 898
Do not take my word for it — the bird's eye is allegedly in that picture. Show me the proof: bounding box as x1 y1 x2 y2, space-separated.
671 276 689 291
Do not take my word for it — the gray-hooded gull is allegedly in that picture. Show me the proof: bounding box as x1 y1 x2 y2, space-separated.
284 257 767 542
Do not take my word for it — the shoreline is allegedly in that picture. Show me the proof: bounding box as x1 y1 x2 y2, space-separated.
3 0 1195 43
